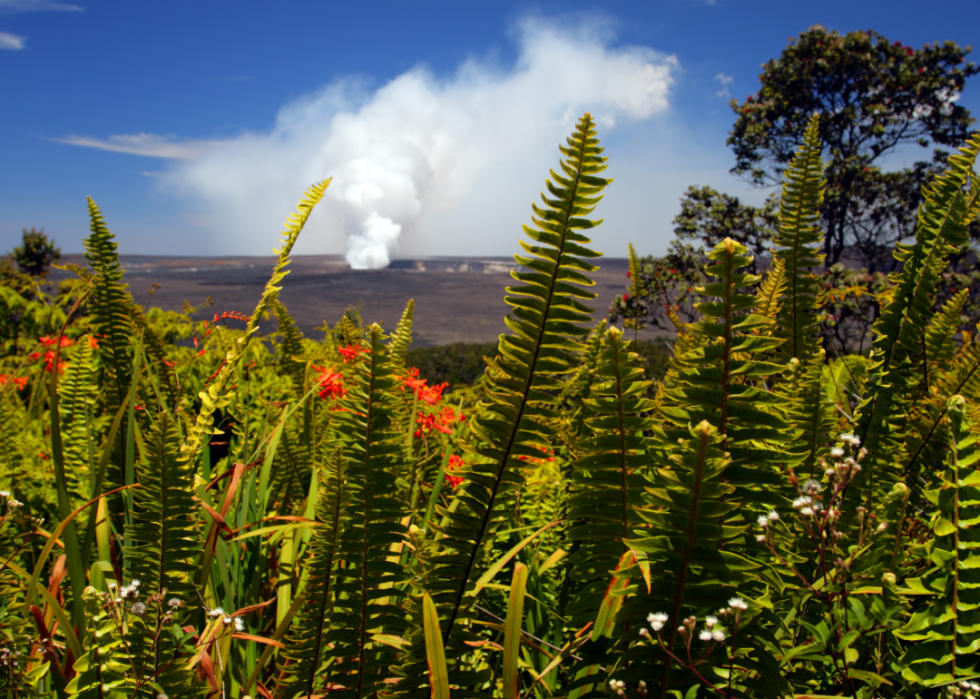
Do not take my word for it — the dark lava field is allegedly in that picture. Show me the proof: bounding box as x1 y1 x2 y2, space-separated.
55 254 657 347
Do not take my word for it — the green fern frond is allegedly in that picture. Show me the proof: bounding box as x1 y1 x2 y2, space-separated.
276 447 348 699
772 114 826 363
659 238 798 506
66 588 133 698
273 299 308 399
126 410 201 692
393 113 609 698
314 324 408 698
84 198 134 413
388 299 415 373
854 134 980 500
755 257 786 327
58 338 98 503
924 288 969 381
780 350 836 480
625 243 645 333
896 395 980 686
564 327 654 626
624 420 779 698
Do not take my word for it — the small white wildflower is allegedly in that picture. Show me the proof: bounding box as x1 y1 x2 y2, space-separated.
130 578 141 588
830 447 845 458
712 629 726 642
728 597 748 611
802 479 824 494
825 468 836 477
792 496 812 509
638 681 647 690
222 616 233 626
677 625 687 634
800 507 814 516
130 602 146 616
876 522 888 533
234 617 245 632
767 510 779 522
0 490 9 498
208 607 224 618
648 612 668 632
7 499 22 509
638 628 649 637
699 630 713 641
705 616 718 629
167 598 181 609
157 694 169 699
757 515 769 528
755 534 767 543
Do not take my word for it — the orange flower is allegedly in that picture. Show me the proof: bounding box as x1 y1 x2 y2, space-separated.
337 344 368 363
445 454 466 489
39 335 74 348
313 366 346 400
0 374 27 390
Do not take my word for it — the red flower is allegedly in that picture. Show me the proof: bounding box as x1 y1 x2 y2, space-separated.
415 411 452 438
623 292 631 301
313 366 346 400
445 454 466 489
338 344 368 363
39 335 74 349
906 47 914 56
625 270 631 279
0 374 27 390
87 336 99 349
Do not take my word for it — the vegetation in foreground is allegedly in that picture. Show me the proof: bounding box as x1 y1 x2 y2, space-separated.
1 106 980 699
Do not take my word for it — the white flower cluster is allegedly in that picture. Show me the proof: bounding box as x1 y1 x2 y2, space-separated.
824 434 867 481
0 490 23 509
120 579 141 601
953 681 980 699
209 606 244 632
0 646 18 668
643 607 735 644
755 510 780 542
608 679 646 697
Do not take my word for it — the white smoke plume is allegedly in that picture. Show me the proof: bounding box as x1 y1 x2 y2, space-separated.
161 17 678 268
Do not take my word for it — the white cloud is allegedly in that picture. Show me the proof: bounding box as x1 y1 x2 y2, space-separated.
715 73 733 98
50 133 220 159
147 17 678 268
0 0 82 13
0 30 24 48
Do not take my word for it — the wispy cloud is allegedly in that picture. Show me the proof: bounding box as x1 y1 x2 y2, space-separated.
50 133 220 159
0 0 82 13
0 30 24 48
715 73 733 98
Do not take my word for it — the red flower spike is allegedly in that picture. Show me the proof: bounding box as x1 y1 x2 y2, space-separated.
313 366 346 400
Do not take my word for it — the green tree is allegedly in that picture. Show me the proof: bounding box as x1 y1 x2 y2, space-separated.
729 25 977 268
10 227 61 277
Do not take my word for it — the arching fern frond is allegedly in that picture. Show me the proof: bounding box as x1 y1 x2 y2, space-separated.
394 113 609 698
179 179 330 470
896 395 980 686
854 134 980 501
273 299 308 400
388 299 415 373
772 114 826 364
755 257 786 327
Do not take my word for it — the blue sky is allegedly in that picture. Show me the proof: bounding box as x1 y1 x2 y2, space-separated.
2 0 978 266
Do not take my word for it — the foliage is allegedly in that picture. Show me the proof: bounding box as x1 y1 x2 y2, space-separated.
1 112 980 699
10 228 61 278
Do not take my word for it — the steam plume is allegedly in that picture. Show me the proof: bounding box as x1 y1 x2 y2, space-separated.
162 17 678 268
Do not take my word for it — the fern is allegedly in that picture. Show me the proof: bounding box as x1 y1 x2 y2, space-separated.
562 327 654 696
624 243 645 337
179 179 330 470
83 199 134 413
312 324 408 698
754 257 786 328
393 114 609 698
780 350 836 480
658 238 797 507
896 395 980 685
772 114 826 364
854 134 980 500
57 338 98 504
65 588 133 698
273 299 308 400
275 447 348 699
625 420 783 699
126 410 201 693
388 299 415 373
